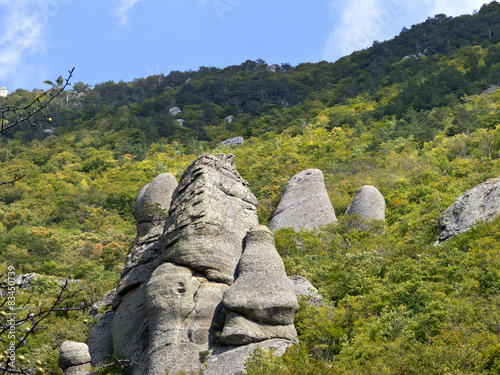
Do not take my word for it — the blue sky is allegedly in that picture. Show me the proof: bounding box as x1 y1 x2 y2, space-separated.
0 0 493 93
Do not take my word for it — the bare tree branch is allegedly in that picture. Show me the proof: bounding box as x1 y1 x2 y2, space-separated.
0 274 92 374
0 173 26 187
0 68 75 135
0 68 75 189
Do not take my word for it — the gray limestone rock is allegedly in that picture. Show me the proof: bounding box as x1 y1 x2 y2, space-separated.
62 364 91 375
269 169 337 231
289 276 322 306
134 173 178 237
169 106 182 116
111 283 149 364
116 238 162 296
223 225 298 325
82 153 299 375
221 225 298 345
89 290 115 317
59 341 91 374
87 310 114 366
346 185 386 221
220 311 298 345
218 136 244 146
161 153 259 285
204 339 294 375
143 262 227 375
437 176 500 244
133 183 150 222
111 226 163 309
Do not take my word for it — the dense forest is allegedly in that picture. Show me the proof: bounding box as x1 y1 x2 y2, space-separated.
2 2 500 373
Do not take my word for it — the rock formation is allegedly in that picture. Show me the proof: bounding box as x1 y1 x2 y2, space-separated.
436 176 500 244
346 185 386 221
160 153 259 285
218 136 244 146
269 169 337 231
81 153 299 375
221 225 298 345
169 106 182 116
0 87 7 97
290 276 322 306
133 173 178 237
58 341 91 375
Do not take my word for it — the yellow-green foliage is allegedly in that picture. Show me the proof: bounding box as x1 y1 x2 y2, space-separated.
3 11 500 370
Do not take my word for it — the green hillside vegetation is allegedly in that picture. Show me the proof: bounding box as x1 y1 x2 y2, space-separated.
2 2 500 373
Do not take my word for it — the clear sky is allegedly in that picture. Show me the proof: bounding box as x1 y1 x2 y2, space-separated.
0 0 494 93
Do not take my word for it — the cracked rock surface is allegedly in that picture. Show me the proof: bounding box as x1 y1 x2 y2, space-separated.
80 154 299 375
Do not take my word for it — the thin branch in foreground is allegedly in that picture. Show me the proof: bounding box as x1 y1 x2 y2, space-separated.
0 67 75 135
0 173 26 186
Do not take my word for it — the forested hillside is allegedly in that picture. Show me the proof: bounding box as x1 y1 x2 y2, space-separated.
2 2 500 373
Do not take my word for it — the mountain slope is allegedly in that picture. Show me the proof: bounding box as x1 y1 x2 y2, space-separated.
1 2 500 373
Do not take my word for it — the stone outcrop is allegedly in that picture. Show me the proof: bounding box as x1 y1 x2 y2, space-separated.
269 169 337 231
218 136 244 146
78 154 299 375
160 153 259 285
169 106 182 116
290 276 322 306
133 173 178 237
59 341 91 375
87 310 114 367
0 87 7 97
346 185 386 221
221 225 298 345
204 339 292 375
144 262 227 374
89 290 114 317
436 176 500 244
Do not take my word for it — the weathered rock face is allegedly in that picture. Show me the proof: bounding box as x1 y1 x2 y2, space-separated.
269 169 337 231
204 339 292 375
169 106 182 116
346 185 386 221
78 154 298 375
223 226 298 325
134 173 178 237
437 176 500 244
161 153 259 285
144 262 227 374
87 310 114 367
218 136 244 146
0 87 8 97
290 276 322 306
59 341 91 375
221 225 298 345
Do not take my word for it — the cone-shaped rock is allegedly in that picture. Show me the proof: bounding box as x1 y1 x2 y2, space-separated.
221 225 298 345
134 173 178 236
346 185 385 221
161 153 259 285
437 176 500 244
269 169 337 231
